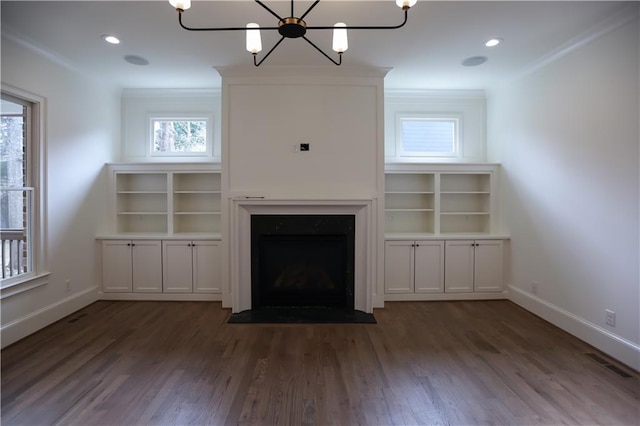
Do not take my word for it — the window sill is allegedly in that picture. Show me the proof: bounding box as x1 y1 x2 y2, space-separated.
1 272 50 300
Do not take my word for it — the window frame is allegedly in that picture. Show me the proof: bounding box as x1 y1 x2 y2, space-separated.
148 114 213 158
1 84 49 296
395 113 462 159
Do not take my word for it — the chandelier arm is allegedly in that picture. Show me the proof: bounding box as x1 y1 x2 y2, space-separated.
298 0 321 22
301 36 342 66
253 36 287 67
178 10 279 31
254 0 283 21
306 10 408 30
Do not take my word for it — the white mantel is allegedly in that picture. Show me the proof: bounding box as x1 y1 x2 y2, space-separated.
229 198 376 313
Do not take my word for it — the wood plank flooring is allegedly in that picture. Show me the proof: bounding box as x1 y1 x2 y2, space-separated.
1 300 638 425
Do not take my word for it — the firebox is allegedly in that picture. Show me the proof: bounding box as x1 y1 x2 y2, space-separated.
251 214 355 310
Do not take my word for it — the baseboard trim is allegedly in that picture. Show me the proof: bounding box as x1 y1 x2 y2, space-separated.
1 286 99 349
98 292 222 301
508 285 640 371
385 291 508 302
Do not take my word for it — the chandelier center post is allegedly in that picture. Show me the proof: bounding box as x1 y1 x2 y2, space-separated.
278 17 307 38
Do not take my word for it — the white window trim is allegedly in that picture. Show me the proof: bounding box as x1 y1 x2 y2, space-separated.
395 113 462 159
148 113 213 158
1 84 48 293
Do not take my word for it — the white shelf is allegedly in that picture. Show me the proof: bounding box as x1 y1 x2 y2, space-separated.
118 212 168 215
441 212 489 215
384 167 497 235
441 191 490 194
387 208 435 212
108 165 222 235
174 190 221 194
385 191 435 194
174 212 221 215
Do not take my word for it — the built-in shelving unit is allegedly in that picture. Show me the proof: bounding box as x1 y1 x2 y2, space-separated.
384 173 435 235
440 173 491 234
384 165 499 236
107 164 221 236
116 173 168 234
172 172 221 234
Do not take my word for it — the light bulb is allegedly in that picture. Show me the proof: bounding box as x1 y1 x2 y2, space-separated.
395 0 417 9
169 0 191 11
332 23 348 54
246 23 262 54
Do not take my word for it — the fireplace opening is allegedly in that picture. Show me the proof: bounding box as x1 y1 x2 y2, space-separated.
251 215 355 310
255 234 352 309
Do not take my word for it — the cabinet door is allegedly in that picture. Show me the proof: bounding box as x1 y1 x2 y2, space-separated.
474 240 504 292
193 241 221 293
102 240 133 293
384 241 414 293
132 240 163 293
414 240 445 293
162 240 193 293
445 240 475 293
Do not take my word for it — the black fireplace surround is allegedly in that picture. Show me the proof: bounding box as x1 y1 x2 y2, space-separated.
228 214 376 323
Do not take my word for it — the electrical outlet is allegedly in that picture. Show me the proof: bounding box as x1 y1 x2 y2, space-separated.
605 309 616 327
531 281 539 295
64 279 72 293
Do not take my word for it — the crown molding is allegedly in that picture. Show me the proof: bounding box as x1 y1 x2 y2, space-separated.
214 65 392 80
384 89 486 100
121 88 221 98
490 2 639 93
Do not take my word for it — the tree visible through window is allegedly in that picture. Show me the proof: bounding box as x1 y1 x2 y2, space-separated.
1 95 32 282
152 119 208 154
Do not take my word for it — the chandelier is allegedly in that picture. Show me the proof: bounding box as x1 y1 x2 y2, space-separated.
168 0 417 66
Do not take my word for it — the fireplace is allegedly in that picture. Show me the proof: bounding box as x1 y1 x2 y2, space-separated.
251 215 355 310
228 199 377 323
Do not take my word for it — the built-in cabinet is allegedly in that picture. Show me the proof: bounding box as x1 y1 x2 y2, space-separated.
99 164 222 300
102 240 163 293
444 240 504 293
162 240 221 293
384 164 507 301
101 238 221 297
384 240 444 294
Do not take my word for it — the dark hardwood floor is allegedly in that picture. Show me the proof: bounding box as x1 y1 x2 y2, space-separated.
1 300 638 425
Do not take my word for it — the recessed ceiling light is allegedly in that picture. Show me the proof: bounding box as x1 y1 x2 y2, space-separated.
485 38 502 47
124 55 149 66
462 56 488 67
102 35 121 45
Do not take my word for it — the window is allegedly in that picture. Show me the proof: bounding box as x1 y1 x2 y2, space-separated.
1 89 43 289
396 114 460 158
150 116 211 157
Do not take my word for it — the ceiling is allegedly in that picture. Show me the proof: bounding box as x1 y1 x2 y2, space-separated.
1 1 631 91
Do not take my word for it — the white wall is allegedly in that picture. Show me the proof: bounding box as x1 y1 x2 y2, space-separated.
121 89 221 162
384 90 486 163
222 70 385 199
487 17 639 369
1 37 120 347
